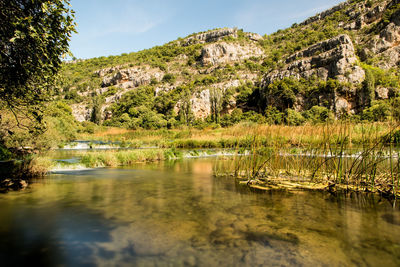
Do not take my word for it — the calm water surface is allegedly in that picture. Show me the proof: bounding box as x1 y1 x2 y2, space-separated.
0 158 399 266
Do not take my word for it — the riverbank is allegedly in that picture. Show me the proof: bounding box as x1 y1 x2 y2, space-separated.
2 121 400 198
75 122 398 149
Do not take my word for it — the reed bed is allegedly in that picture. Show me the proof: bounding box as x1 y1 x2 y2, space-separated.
217 122 400 198
77 122 394 149
79 149 181 168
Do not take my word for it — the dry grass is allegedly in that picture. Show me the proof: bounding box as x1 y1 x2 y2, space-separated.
76 122 394 149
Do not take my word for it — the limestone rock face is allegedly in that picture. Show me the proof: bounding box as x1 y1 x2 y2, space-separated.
183 28 237 46
200 42 264 66
372 9 400 68
94 66 121 77
264 34 365 85
190 89 211 119
260 34 366 114
174 80 244 119
246 33 263 41
70 104 92 122
101 67 163 88
376 86 389 100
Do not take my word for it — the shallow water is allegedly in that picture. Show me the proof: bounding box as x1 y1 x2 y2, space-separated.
0 158 399 266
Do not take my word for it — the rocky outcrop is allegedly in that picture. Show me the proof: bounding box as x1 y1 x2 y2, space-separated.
182 28 237 46
70 104 92 122
174 80 245 118
191 90 211 119
367 8 400 69
100 67 164 88
246 33 263 41
300 2 348 26
261 34 366 114
264 34 365 85
95 66 121 77
200 42 264 66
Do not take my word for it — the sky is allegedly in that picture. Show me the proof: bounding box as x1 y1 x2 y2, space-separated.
68 0 345 59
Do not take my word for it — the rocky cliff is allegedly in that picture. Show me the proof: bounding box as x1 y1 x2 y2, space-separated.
63 0 400 126
201 42 264 66
182 28 238 46
263 34 365 85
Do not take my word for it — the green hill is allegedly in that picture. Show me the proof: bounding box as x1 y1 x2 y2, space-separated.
60 0 400 130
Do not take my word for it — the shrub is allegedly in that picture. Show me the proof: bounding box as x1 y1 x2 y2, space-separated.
264 106 284 125
362 101 391 122
303 106 333 123
285 108 305 126
162 73 176 84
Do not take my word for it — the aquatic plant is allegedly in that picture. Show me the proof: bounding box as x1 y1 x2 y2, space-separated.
226 122 400 198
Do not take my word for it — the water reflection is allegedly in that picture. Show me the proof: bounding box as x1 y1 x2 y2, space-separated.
0 158 399 266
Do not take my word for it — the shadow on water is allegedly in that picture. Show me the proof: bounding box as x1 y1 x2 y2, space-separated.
0 203 116 267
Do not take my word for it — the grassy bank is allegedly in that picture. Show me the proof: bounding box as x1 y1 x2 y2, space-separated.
76 122 396 149
79 149 173 168
6 121 400 198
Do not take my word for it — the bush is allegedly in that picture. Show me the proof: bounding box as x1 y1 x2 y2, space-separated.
362 101 391 122
285 108 305 126
162 73 176 84
264 106 284 125
303 106 333 123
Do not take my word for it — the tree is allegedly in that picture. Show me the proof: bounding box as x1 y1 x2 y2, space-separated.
210 88 222 123
178 89 194 126
362 68 375 108
0 0 76 154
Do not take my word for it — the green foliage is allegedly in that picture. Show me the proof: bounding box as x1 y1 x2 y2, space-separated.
210 88 223 123
391 97 400 122
178 89 194 126
362 68 375 107
0 144 13 161
162 73 176 84
194 75 217 86
285 109 305 126
303 106 333 124
0 0 76 114
0 0 76 156
265 78 300 110
264 106 284 125
64 89 83 102
382 2 400 25
90 96 104 125
361 63 399 88
235 82 255 106
103 86 119 97
362 101 391 122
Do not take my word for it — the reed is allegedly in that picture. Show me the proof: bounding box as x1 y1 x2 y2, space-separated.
76 122 394 149
227 122 400 197
80 149 167 168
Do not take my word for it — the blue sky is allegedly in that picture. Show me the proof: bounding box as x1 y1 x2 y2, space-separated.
69 0 344 59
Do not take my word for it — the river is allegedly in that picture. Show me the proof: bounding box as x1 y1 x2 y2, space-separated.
0 158 399 266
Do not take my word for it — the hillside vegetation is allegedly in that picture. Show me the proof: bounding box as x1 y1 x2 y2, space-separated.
56 0 400 134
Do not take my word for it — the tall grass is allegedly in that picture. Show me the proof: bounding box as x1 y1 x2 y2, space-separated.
226 122 400 197
79 149 180 168
76 123 394 149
